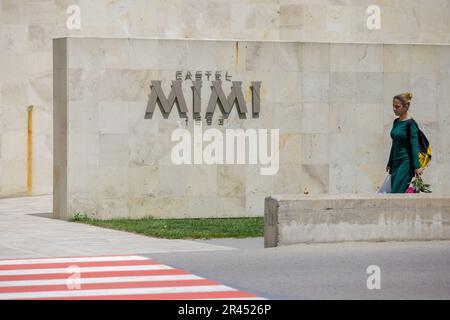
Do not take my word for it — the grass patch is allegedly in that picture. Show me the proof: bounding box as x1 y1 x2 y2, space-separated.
71 214 264 240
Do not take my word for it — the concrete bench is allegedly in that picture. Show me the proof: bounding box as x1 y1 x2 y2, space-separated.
264 194 450 247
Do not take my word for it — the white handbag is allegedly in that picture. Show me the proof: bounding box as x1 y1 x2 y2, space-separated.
378 174 391 193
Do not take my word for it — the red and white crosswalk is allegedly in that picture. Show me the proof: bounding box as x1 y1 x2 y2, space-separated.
0 254 262 300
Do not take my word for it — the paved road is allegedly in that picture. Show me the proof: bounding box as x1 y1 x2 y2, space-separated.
2 196 449 300
148 239 450 300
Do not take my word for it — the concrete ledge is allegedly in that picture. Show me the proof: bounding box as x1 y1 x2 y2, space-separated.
264 194 450 247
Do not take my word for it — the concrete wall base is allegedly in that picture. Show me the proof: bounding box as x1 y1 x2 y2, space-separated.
264 194 450 247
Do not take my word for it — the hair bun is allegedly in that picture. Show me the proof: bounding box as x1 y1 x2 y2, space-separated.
405 92 413 101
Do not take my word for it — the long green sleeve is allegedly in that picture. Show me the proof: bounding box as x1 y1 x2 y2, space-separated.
387 119 396 168
409 122 421 170
388 143 394 167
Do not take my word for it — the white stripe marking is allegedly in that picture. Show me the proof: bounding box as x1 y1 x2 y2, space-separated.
0 265 173 276
0 275 202 287
0 285 236 300
0 256 149 266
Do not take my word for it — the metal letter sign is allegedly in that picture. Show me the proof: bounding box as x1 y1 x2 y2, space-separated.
206 81 248 119
145 80 261 120
145 80 188 119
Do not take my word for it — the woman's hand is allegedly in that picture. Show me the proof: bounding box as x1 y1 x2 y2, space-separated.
415 168 424 176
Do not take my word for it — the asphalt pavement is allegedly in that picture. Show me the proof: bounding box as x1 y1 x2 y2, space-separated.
147 239 450 300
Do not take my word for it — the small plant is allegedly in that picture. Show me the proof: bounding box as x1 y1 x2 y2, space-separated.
409 175 432 193
72 212 88 221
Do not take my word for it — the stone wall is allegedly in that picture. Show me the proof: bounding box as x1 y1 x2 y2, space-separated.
54 37 450 219
1 0 450 198
264 194 450 246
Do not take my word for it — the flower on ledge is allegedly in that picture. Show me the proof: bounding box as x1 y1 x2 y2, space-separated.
405 186 416 193
410 175 432 193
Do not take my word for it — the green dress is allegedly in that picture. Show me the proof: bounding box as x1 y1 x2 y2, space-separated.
387 118 421 193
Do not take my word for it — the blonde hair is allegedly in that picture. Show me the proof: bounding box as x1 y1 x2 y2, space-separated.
394 92 413 107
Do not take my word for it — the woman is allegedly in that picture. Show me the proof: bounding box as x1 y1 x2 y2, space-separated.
386 93 424 193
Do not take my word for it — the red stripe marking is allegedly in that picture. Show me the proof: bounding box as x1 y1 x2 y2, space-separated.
0 279 219 293
25 290 258 300
0 269 190 282
0 259 157 271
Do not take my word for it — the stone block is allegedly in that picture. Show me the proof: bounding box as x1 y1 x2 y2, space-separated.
157 40 187 70
128 165 159 198
273 163 303 194
218 165 245 197
301 164 329 195
98 166 129 199
302 134 329 165
99 102 129 134
1 105 27 132
326 5 351 33
437 46 450 74
274 71 302 103
437 73 450 106
68 133 99 166
187 196 219 218
410 45 438 73
99 134 129 166
410 73 437 105
1 81 28 107
355 73 384 103
245 42 275 72
302 43 330 72
355 133 385 165
265 194 450 246
330 44 383 72
302 103 329 133
68 165 99 198
302 73 329 102
329 163 356 194
272 103 302 134
230 3 256 30
158 164 188 197
244 192 266 216
245 165 274 196
329 133 357 164
329 72 357 103
187 40 237 71
216 196 246 217
68 101 99 134
186 166 218 196
279 133 302 165
129 39 159 70
329 102 356 134
384 45 411 73
97 198 129 220
279 4 303 28
353 103 383 134
272 42 302 72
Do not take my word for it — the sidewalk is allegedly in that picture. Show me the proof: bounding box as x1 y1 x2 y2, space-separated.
0 196 232 260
